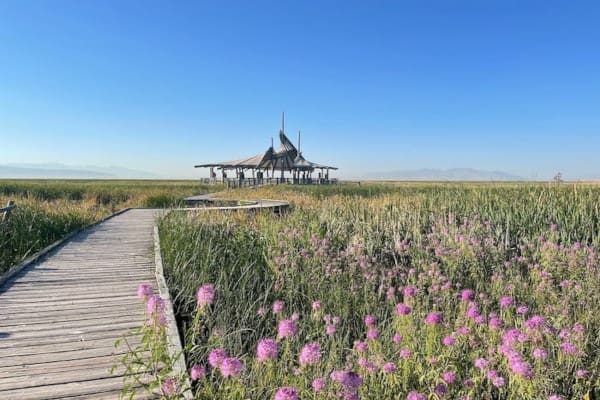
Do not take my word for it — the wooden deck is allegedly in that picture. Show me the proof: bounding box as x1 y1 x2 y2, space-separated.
0 209 159 400
182 194 289 213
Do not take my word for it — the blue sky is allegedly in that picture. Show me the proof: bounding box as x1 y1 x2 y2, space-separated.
0 1 599 179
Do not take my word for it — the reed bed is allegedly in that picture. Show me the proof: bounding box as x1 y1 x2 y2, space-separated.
0 179 215 274
156 182 599 399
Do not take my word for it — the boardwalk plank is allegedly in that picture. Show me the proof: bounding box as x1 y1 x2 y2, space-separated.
0 209 159 399
0 375 153 400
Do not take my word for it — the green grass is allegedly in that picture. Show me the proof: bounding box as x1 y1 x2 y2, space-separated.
0 179 221 274
158 182 600 399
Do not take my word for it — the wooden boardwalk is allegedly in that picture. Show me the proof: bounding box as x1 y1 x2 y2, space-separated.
0 209 159 400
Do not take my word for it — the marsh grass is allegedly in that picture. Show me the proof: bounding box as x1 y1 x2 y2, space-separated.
158 182 600 399
0 179 218 273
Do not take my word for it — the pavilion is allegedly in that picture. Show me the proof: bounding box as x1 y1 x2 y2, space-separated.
195 118 337 187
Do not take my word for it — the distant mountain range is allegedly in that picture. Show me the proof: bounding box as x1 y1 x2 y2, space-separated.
365 168 524 181
0 163 160 179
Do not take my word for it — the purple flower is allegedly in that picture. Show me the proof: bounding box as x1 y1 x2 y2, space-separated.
466 305 480 318
312 377 326 392
548 396 563 400
386 286 396 299
396 303 412 315
491 376 505 387
461 289 474 302
517 305 529 315
272 300 285 314
489 317 503 330
278 319 298 338
510 360 534 378
326 324 337 336
525 315 546 330
500 296 513 308
364 315 377 326
196 284 215 306
487 369 499 379
456 326 470 335
358 357 376 373
312 301 321 311
442 371 456 384
343 391 360 400
190 365 206 381
442 335 456 346
406 391 426 400
330 370 344 382
257 338 278 362
424 312 443 325
257 307 267 316
274 387 299 400
533 348 548 359
137 283 154 299
572 323 585 334
219 357 243 377
366 328 379 340
474 358 490 370
341 371 363 388
330 371 363 389
162 378 178 396
576 369 589 378
299 342 321 366
434 384 448 397
146 295 165 315
354 340 368 352
392 333 403 344
558 328 571 339
208 348 228 368
400 348 412 359
382 362 397 373
560 342 578 355
403 286 417 298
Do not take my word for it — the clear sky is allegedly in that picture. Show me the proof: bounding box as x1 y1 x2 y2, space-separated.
1 1 599 179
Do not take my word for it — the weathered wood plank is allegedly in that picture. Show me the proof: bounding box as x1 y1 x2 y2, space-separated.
0 365 151 392
0 209 159 399
0 375 153 400
2 345 134 367
2 314 140 334
0 335 141 358
0 309 143 327
0 351 149 377
0 329 139 350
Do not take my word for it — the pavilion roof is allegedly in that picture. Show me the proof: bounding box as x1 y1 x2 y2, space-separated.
293 153 338 170
194 131 336 171
194 147 273 169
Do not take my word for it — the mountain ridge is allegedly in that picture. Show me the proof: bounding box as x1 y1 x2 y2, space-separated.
0 163 160 179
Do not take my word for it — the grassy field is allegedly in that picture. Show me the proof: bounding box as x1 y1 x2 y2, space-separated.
154 182 599 399
0 179 216 274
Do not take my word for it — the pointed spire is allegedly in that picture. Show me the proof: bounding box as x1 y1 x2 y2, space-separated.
281 112 285 134
298 130 301 154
